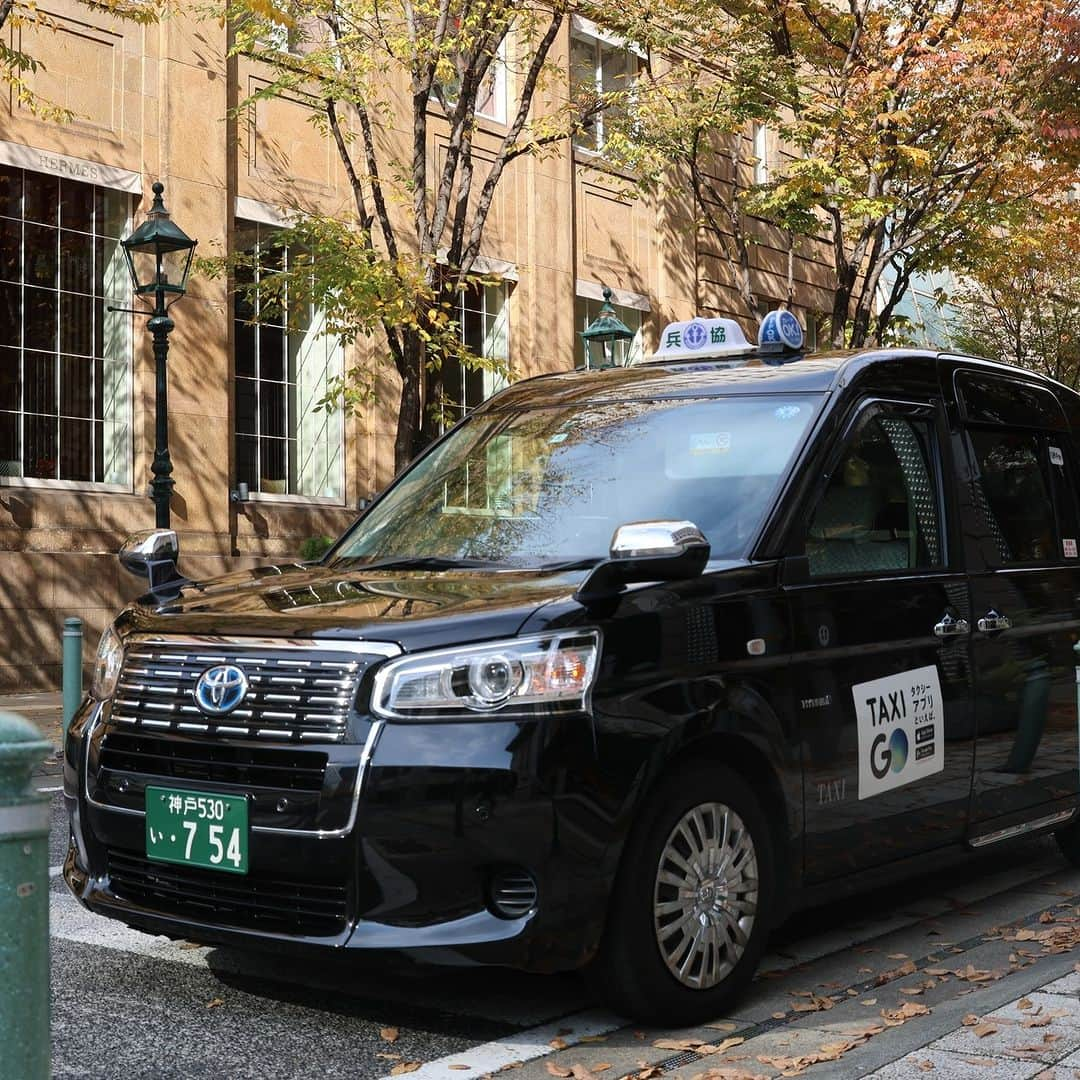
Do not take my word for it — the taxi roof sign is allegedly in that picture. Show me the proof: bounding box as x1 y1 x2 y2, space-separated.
758 309 805 353
647 310 805 364
651 318 752 361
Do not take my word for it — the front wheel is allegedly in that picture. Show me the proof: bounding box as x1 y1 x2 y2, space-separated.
588 763 776 1025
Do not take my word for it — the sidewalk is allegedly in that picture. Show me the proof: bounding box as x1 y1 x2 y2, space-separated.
0 691 64 775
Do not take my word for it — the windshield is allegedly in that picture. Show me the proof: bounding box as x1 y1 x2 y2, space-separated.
333 394 820 567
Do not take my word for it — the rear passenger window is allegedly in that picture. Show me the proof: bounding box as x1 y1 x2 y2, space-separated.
805 410 942 578
966 430 1057 564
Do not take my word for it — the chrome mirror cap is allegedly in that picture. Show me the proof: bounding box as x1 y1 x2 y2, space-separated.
119 529 178 574
118 529 188 597
610 520 708 560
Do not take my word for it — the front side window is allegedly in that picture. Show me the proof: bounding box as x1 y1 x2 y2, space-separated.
570 30 639 153
428 281 511 433
966 429 1058 565
234 221 344 500
336 394 820 566
0 167 132 485
574 295 643 368
805 409 942 578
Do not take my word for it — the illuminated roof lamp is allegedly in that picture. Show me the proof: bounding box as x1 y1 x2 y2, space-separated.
648 317 752 365
757 309 805 361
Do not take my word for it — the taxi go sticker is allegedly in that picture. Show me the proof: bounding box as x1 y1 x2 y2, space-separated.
853 665 943 800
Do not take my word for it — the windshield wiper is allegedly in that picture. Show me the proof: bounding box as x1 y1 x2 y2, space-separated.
531 558 602 572
340 556 498 572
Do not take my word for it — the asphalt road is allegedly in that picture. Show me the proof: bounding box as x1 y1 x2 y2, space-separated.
39 763 1080 1080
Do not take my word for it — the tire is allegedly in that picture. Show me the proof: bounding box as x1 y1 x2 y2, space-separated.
588 762 776 1025
1055 817 1080 867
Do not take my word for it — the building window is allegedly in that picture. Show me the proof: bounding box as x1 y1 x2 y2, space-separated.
752 124 772 185
234 221 345 500
570 28 639 153
428 281 511 433
0 167 132 486
574 294 644 368
435 37 508 123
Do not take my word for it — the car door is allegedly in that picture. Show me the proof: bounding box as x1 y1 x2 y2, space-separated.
784 394 975 883
950 368 1080 834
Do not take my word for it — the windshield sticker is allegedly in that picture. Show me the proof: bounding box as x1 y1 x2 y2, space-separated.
1050 446 1065 467
854 665 943 800
774 405 802 420
1066 538 1078 558
689 432 731 455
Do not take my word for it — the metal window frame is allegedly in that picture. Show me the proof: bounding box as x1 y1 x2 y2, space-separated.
235 221 345 501
0 167 133 490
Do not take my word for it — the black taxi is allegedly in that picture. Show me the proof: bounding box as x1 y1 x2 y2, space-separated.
63 311 1080 1023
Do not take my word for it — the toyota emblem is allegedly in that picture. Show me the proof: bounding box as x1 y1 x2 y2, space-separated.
194 664 249 716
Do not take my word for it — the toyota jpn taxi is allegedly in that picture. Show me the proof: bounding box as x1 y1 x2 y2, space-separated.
63 310 1080 1023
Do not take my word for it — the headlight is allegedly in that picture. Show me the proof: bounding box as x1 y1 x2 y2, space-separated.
372 631 600 720
90 625 124 701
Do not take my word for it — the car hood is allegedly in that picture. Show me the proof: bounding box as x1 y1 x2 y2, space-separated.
117 562 586 653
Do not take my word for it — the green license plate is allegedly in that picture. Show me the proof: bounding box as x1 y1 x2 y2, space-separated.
145 786 249 874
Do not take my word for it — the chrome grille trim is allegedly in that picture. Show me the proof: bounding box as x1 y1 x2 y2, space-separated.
107 634 399 744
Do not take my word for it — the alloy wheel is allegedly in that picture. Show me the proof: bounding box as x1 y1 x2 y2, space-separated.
652 801 759 990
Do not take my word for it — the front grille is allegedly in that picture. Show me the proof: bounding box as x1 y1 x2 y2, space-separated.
100 732 328 792
106 848 349 936
111 640 379 743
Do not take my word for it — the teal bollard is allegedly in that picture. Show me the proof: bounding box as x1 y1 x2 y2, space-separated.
62 617 83 741
0 711 52 1080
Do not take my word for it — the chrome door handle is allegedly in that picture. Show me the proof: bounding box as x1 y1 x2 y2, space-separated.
934 615 970 637
977 611 1012 633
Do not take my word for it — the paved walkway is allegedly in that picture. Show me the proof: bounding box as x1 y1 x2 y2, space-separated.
0 688 62 734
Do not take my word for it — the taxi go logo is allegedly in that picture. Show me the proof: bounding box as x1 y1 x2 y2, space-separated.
853 665 943 800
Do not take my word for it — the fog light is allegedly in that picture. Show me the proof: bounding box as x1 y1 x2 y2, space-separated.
489 869 538 919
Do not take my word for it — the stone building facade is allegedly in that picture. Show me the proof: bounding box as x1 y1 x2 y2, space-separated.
0 2 834 689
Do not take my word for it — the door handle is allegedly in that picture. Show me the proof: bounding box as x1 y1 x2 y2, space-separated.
976 611 1012 633
934 615 970 637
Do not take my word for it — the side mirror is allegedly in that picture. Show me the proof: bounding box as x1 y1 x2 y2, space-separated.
575 520 710 602
118 529 187 596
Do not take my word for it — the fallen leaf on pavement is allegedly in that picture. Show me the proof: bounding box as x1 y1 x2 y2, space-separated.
391 1064 421 1076
381 1028 401 1044
1018 998 1034 1010
917 1062 934 1072
546 1065 572 1079
579 1037 608 1044
972 1023 998 1038
771 1012 786 1020
791 995 836 1013
880 1002 931 1026
449 1067 471 1071
206 998 224 1009
590 1066 611 1073
961 1015 981 1026
860 999 877 1006
900 987 925 996
549 1039 568 1051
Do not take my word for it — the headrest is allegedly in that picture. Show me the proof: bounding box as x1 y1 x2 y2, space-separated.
809 485 882 541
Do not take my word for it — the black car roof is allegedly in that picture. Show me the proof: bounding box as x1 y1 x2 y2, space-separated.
477 348 1074 414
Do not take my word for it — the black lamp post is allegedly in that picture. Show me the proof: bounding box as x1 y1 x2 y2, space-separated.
578 286 636 369
120 182 197 529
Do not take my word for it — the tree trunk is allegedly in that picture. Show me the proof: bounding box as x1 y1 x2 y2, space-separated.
830 275 855 347
394 333 425 475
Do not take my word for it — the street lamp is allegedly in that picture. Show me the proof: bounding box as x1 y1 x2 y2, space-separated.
120 182 197 529
579 286 636 369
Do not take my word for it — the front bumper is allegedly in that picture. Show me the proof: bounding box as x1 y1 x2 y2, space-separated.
63 698 614 973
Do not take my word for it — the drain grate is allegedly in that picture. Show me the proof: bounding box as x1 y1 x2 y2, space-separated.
660 1051 703 1072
